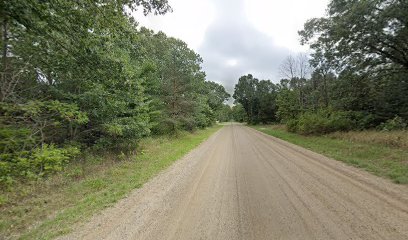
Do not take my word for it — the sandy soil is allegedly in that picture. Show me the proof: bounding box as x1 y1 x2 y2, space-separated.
59 124 408 240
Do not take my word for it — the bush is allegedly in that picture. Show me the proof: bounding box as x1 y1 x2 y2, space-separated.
0 144 80 187
150 117 177 135
345 111 377 130
297 112 329 135
30 144 80 176
287 109 354 135
327 111 354 132
286 119 299 133
378 116 407 131
328 130 408 149
0 101 86 187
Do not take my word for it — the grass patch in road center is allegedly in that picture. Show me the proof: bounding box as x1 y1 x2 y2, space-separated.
252 125 408 184
0 125 222 240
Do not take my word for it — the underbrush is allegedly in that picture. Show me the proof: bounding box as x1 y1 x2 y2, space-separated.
253 125 408 184
286 110 353 135
328 130 408 149
286 109 406 136
0 125 222 240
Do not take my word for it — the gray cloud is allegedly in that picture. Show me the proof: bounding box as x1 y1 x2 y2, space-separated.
198 0 290 95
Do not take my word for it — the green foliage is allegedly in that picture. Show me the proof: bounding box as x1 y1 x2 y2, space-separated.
231 104 246 122
378 116 407 131
299 0 408 73
271 54 408 133
139 30 222 134
233 75 278 124
0 126 221 240
233 74 258 123
276 88 301 122
0 0 221 186
287 110 354 135
286 119 299 133
285 0 408 136
215 104 233 122
344 111 377 130
1 144 80 186
205 81 231 112
253 125 408 184
1 101 87 185
29 144 80 176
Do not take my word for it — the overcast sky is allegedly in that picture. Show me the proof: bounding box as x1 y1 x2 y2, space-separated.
134 0 329 93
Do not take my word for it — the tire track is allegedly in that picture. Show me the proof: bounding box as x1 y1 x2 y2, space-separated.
60 124 408 240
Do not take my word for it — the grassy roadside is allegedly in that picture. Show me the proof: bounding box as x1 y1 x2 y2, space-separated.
252 125 408 184
0 125 223 240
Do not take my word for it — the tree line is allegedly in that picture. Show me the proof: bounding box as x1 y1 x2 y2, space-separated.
0 0 230 186
233 0 408 134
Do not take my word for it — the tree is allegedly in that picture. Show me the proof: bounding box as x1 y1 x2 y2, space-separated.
297 0 408 127
275 81 301 122
148 37 209 133
233 74 259 123
204 81 230 123
0 0 183 189
304 70 336 109
1 0 227 184
299 0 408 75
233 74 278 124
279 53 311 109
279 53 310 80
231 104 246 122
215 104 233 122
256 80 278 123
205 81 230 111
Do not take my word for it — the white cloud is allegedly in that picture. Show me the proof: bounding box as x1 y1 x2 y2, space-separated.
133 0 215 50
226 59 238 67
244 0 328 51
133 0 329 90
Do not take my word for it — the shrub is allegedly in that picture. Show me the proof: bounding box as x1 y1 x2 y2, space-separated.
328 111 354 132
30 144 80 176
286 119 299 133
0 101 86 187
288 109 354 135
0 144 80 187
346 111 377 130
297 111 330 135
151 118 179 135
328 130 408 149
378 116 407 131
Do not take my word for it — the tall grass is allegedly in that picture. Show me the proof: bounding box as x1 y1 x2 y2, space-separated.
328 130 408 149
0 125 222 240
253 125 408 184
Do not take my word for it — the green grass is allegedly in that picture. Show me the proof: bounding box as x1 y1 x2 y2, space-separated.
0 125 222 240
252 125 408 184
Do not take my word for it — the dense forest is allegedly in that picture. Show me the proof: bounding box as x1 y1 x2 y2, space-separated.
233 0 408 135
1 0 407 238
1 0 407 187
0 0 230 187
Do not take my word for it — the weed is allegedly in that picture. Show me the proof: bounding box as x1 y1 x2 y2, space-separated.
253 125 408 184
0 125 222 239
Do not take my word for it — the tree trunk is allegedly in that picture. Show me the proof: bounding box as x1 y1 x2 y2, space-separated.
322 71 329 108
1 16 9 101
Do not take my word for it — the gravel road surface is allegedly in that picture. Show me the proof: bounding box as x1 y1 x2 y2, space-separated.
60 124 408 240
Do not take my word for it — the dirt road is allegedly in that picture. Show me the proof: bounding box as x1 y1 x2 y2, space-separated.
61 124 408 240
